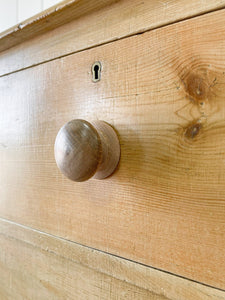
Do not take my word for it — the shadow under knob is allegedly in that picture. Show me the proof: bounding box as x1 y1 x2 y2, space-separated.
54 119 120 182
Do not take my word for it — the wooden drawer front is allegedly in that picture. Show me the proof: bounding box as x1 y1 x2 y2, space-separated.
0 218 224 300
0 9 225 289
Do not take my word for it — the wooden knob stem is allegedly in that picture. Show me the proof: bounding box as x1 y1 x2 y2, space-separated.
54 119 120 182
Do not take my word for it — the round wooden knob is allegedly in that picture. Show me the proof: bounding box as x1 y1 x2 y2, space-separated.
54 119 120 182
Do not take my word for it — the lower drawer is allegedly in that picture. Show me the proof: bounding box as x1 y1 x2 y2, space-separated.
0 218 224 299
0 9 225 289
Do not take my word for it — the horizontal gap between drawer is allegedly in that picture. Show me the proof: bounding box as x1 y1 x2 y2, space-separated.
0 5 225 79
0 216 224 295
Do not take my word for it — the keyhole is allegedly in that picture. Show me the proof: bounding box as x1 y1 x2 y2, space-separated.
92 62 101 82
94 65 99 80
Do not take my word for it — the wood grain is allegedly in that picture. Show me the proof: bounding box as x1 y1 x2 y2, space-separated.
0 218 224 300
1 0 225 76
0 9 225 289
0 0 115 53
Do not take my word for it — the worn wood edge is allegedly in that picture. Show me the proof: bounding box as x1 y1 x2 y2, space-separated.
0 0 116 53
1 1 225 76
0 217 224 300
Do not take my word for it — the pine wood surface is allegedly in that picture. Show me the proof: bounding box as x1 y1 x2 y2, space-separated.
0 8 225 289
1 0 225 76
0 0 115 53
0 217 224 300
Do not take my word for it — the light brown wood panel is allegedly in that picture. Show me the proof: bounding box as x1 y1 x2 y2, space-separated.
0 218 224 300
0 0 115 53
0 220 165 300
1 0 225 76
0 9 225 289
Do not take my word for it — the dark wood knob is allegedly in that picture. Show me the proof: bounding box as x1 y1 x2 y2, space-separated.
54 119 120 182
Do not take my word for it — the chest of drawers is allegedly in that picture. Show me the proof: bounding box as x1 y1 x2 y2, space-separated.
0 1 225 299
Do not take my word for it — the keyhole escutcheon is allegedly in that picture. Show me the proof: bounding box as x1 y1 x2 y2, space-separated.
92 62 101 82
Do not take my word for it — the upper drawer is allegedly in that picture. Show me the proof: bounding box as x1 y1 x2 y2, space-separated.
0 9 225 289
